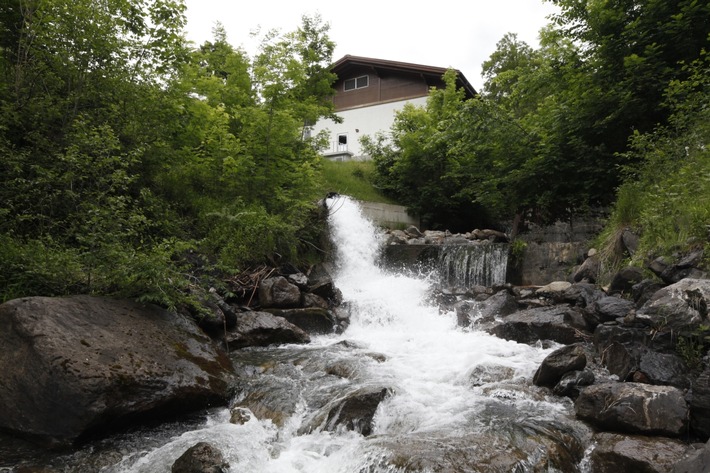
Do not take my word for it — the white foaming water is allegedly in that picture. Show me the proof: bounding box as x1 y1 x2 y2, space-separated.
111 196 573 473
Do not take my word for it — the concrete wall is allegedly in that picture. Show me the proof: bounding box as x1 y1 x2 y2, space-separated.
358 201 419 229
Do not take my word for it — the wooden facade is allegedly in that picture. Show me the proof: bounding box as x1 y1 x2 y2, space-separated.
312 55 476 160
330 55 476 111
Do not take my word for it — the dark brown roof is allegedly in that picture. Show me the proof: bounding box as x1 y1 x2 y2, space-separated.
331 55 477 98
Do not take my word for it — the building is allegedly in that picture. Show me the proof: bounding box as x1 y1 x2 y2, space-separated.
312 55 476 161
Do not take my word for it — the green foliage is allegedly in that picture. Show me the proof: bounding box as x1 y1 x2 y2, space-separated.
0 5 337 306
317 160 395 204
599 51 710 266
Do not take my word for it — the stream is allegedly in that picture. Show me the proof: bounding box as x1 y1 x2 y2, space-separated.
2 196 592 472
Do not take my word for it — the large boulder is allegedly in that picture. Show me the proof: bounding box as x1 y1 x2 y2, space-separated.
590 432 691 473
224 311 310 349
171 442 229 473
490 305 589 345
674 439 710 473
575 382 688 436
636 278 710 333
263 307 336 334
258 276 301 308
0 296 233 447
533 343 587 388
689 367 710 439
593 296 636 323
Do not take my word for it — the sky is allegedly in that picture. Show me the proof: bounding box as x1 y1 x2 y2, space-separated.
182 1 560 92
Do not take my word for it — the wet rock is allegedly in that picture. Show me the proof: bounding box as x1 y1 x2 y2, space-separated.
674 439 710 473
553 369 595 399
365 418 590 473
171 442 229 473
322 386 392 436
229 407 253 425
490 305 589 345
0 296 233 447
594 296 635 322
689 367 710 439
609 267 644 294
575 382 688 436
258 276 301 308
599 341 640 381
636 278 710 333
263 307 335 334
455 290 518 327
590 432 690 473
468 362 517 386
533 343 587 388
225 311 310 349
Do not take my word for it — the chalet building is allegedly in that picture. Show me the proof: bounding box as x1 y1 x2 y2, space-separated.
312 55 476 161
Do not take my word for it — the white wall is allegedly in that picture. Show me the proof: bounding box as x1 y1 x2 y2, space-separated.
313 96 428 160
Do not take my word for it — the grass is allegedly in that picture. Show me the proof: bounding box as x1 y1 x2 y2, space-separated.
316 159 397 204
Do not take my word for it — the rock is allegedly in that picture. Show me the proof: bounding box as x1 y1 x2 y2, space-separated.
674 439 710 473
0 296 233 447
689 367 710 439
599 342 640 381
560 282 606 309
609 266 644 294
621 229 640 256
258 276 301 308
649 256 672 278
302 292 329 309
553 369 595 399
263 307 336 334
455 290 518 327
572 254 600 283
405 225 424 238
536 281 572 296
467 363 517 386
657 249 708 284
225 311 310 349
575 382 688 436
636 278 710 333
638 350 690 389
632 279 667 308
590 432 690 473
594 296 636 322
490 305 589 345
286 272 309 289
322 387 392 436
229 407 253 425
171 442 229 473
533 343 587 388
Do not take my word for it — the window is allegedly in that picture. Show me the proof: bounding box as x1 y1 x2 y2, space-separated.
344 75 369 91
337 134 348 152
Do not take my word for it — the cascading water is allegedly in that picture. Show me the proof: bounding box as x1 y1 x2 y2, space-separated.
438 244 509 289
9 196 592 472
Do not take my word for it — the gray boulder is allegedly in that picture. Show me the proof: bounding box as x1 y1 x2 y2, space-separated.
575 382 688 436
258 276 301 308
490 305 589 345
594 296 635 322
689 367 710 438
263 307 336 334
533 343 587 388
590 432 690 473
674 439 710 473
0 296 233 447
171 442 229 473
636 278 710 333
609 267 644 294
225 311 310 349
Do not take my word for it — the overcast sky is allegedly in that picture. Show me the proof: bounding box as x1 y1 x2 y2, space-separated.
182 1 560 91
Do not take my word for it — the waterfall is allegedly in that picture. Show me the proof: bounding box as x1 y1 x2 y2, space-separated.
438 243 509 288
38 196 590 473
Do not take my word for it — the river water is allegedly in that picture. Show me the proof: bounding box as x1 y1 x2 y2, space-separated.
3 196 592 472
